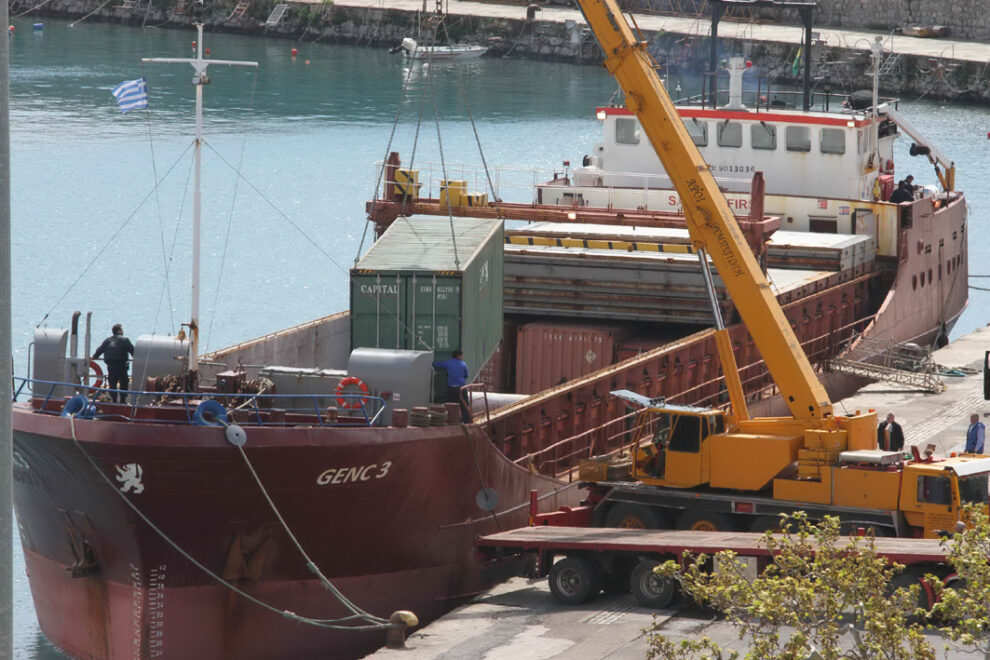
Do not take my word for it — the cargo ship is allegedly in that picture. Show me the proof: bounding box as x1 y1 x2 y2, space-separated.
12 12 967 660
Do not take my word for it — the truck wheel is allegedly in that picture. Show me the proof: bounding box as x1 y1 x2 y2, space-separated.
676 510 739 532
604 503 668 529
548 557 602 605
748 515 783 533
631 559 676 608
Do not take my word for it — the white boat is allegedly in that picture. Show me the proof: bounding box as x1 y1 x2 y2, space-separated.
400 37 487 60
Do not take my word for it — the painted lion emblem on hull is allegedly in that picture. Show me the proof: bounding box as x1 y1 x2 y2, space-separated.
115 463 144 494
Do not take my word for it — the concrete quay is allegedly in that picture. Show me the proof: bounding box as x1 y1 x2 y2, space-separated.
367 324 990 659
333 0 990 65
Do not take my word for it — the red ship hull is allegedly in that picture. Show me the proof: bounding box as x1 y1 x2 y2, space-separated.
13 417 574 659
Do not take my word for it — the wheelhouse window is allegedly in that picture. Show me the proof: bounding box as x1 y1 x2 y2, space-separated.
916 475 953 505
717 121 743 148
785 126 811 152
751 123 777 150
687 119 708 147
820 128 846 154
615 118 641 145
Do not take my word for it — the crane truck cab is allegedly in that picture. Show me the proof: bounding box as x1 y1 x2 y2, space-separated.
900 457 990 537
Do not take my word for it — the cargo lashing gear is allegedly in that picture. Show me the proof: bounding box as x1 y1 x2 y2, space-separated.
66 411 399 631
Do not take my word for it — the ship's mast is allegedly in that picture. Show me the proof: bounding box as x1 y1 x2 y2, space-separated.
142 18 257 377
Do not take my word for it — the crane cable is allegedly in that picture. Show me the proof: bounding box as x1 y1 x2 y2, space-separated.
444 20 503 219
424 20 461 269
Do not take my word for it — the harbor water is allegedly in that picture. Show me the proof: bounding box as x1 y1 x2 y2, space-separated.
8 17 990 657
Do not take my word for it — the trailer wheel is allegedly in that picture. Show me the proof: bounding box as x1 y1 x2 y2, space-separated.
631 559 676 609
887 570 935 611
604 503 668 529
676 510 739 532
548 557 602 605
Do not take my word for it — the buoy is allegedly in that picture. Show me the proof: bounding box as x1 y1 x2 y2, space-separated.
191 40 197 49
33 22 43 30
290 48 298 57
304 59 310 65
205 46 211 56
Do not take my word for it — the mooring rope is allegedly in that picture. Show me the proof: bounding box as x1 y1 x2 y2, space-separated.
67 413 394 630
68 0 114 28
233 442 391 625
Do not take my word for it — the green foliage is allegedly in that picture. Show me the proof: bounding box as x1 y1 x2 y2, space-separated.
647 513 935 660
931 503 990 658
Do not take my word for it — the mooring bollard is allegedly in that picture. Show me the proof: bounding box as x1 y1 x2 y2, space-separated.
385 610 419 649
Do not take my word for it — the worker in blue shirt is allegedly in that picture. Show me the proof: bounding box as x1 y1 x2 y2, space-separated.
433 350 470 422
966 413 985 454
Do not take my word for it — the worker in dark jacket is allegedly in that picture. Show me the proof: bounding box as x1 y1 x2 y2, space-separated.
877 412 904 452
433 350 470 422
888 176 916 204
93 324 135 403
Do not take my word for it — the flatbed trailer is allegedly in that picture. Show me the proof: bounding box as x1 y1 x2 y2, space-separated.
477 526 953 609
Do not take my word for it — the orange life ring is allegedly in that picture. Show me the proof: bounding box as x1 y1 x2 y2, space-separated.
335 376 370 409
88 360 104 389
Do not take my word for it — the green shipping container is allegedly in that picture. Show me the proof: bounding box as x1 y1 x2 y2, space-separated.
350 216 504 382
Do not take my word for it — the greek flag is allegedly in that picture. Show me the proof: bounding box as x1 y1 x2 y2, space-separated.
111 77 148 112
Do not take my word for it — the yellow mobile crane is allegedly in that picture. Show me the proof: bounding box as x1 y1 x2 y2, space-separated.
573 0 990 537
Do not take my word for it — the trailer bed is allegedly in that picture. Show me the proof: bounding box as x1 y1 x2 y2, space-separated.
478 526 948 565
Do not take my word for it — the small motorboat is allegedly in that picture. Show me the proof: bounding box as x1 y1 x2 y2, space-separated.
400 37 487 60
901 25 949 38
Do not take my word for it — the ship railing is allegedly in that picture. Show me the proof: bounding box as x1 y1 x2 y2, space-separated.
376 158 608 208
12 376 387 428
685 75 901 113
514 409 642 479
533 167 755 211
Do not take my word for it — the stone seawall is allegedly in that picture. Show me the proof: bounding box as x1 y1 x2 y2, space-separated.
19 0 990 104
622 0 990 41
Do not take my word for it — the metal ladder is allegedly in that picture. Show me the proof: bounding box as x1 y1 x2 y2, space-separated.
229 1 249 20
265 3 289 26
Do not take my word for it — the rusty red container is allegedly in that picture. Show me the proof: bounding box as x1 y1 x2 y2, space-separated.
514 322 630 394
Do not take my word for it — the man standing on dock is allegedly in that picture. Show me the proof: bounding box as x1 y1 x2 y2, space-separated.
93 323 135 404
877 412 904 452
965 413 985 454
433 350 470 423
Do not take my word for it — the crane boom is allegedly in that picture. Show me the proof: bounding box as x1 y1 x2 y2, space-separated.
576 0 832 422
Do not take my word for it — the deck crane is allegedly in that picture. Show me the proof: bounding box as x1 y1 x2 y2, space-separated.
571 0 990 536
